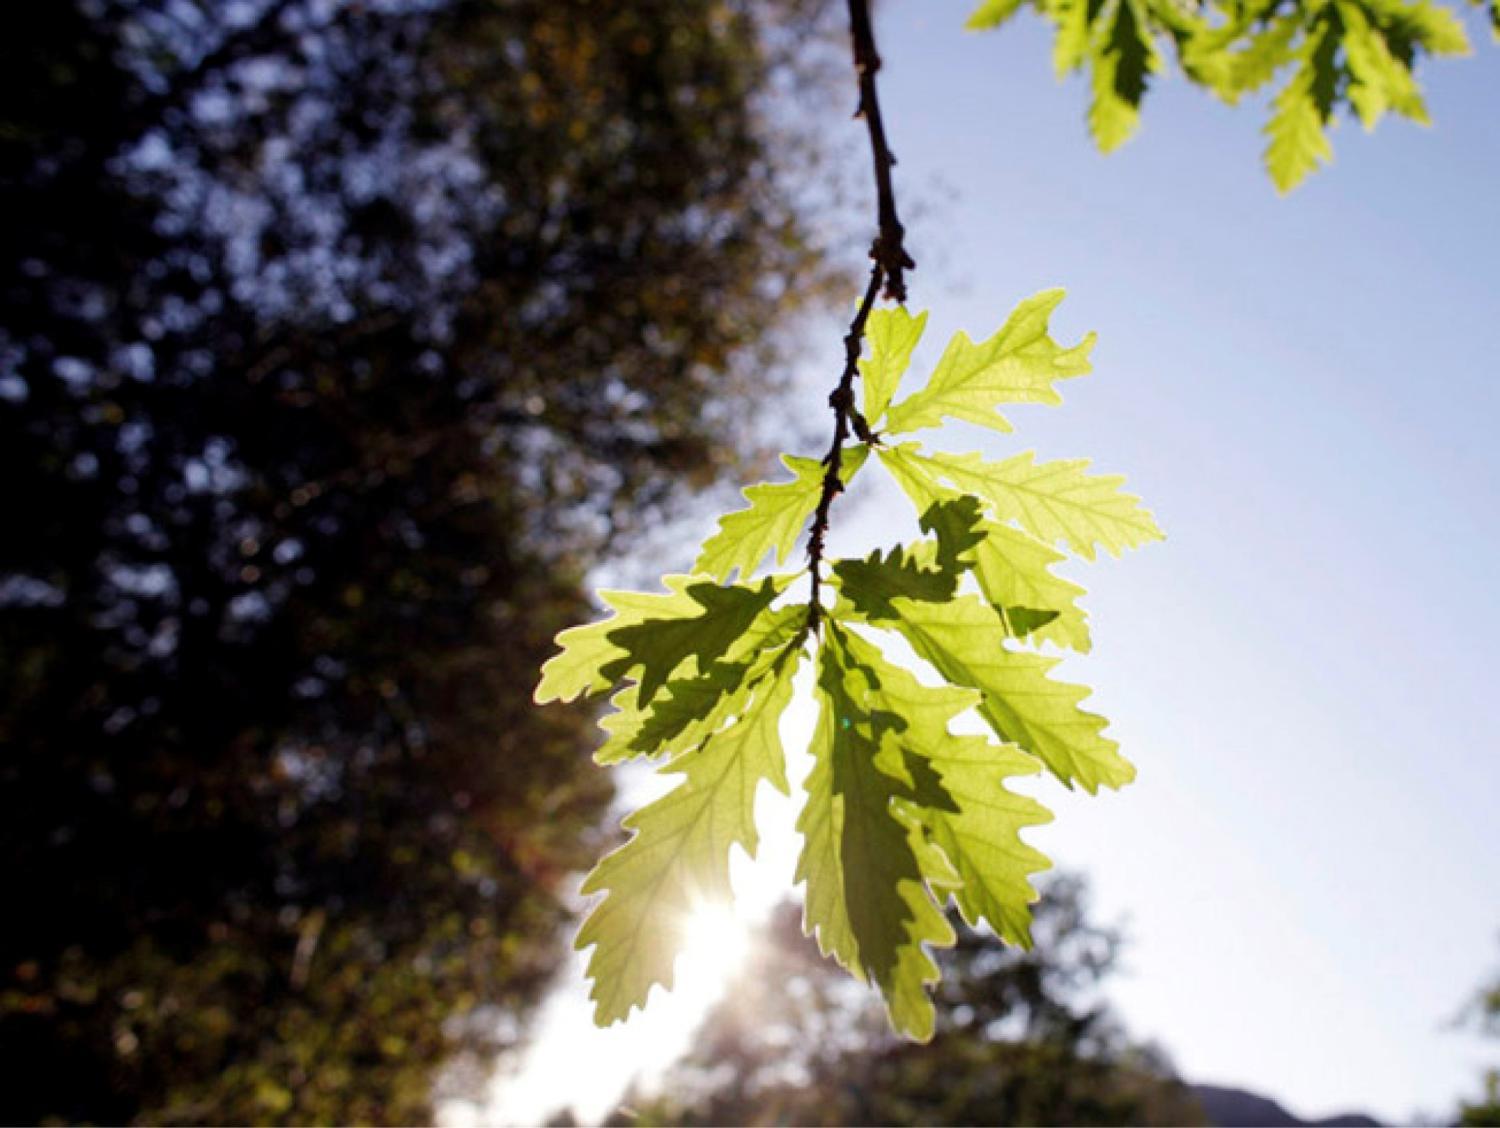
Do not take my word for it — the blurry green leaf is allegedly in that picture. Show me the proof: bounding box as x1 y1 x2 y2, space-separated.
1340 1 1428 127
970 0 1479 188
1087 0 1161 152
1054 0 1106 73
1264 18 1339 191
966 0 1032 29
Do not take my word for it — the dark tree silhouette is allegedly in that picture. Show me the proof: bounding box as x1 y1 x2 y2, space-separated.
618 875 1205 1127
0 0 840 1121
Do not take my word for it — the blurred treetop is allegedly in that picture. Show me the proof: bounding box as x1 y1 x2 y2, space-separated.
617 875 1206 1127
0 0 843 1122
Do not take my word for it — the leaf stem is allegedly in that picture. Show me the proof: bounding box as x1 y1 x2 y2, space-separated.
805 0 913 634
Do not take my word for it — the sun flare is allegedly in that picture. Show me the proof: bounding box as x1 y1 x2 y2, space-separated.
675 904 753 999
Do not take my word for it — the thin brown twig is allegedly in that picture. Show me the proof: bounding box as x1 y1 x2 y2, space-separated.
805 263 884 631
803 0 912 632
847 0 913 303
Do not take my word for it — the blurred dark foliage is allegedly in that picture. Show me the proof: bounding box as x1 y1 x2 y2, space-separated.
0 0 840 1121
615 874 1207 1127
1459 940 1500 1126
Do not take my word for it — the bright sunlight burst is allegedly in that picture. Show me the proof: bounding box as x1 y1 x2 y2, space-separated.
675 903 753 997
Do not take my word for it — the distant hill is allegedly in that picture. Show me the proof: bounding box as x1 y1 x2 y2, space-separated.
1192 1083 1383 1127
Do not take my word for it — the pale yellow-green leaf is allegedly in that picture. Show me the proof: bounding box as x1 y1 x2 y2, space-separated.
838 629 1055 948
1052 0 1097 74
966 0 1030 30
888 594 1135 793
1339 1 1429 128
884 444 1162 560
797 628 956 1040
879 444 960 518
592 604 806 764
694 447 868 583
970 520 1093 653
1264 23 1337 192
534 579 705 703
1086 0 1160 152
861 307 928 426
883 290 1094 436
577 652 801 1024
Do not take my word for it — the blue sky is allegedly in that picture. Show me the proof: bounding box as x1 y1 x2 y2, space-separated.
830 2 1500 1119
458 7 1500 1124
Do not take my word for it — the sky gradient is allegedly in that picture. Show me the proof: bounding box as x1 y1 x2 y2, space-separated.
461 4 1500 1123
843 4 1500 1118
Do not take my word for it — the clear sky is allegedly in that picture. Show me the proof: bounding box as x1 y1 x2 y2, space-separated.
454 4 1500 1124
843 3 1500 1119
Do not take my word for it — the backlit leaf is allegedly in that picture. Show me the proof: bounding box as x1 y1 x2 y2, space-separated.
884 291 1094 436
862 307 929 425
694 447 868 583
838 629 1055 947
577 648 803 1023
970 520 1093 652
888 595 1135 793
797 625 956 1039
884 444 1163 560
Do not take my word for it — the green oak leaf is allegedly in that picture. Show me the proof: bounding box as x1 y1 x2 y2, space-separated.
888 594 1135 793
535 574 789 707
882 443 1162 560
1264 17 1339 192
1340 1 1428 127
577 648 803 1024
884 291 1094 436
970 519 1093 652
1053 0 1105 75
594 604 807 764
832 496 986 621
1215 16 1302 98
541 281 1164 1039
797 625 956 1040
861 307 929 425
966 0 1029 29
879 442 959 517
1088 0 1161 152
969 0 1475 190
838 628 1054 948
535 579 707 704
833 546 954 622
694 447 869 583
919 495 987 575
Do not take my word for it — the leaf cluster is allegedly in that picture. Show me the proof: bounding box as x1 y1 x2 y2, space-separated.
536 291 1163 1037
967 0 1489 190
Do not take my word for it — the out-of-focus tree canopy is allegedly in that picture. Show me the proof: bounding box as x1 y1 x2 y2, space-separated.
1459 941 1500 1126
0 0 840 1121
616 875 1207 1127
